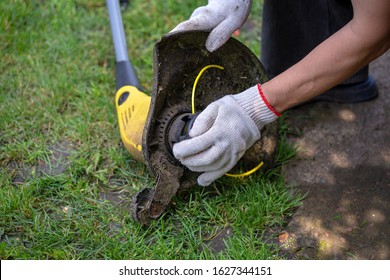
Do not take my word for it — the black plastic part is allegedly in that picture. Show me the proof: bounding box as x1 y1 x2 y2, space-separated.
115 60 141 90
182 112 199 140
166 112 199 154
117 91 129 106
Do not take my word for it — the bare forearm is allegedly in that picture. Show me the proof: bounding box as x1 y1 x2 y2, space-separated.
262 0 390 113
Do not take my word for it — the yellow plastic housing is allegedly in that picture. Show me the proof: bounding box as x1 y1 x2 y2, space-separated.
115 85 151 162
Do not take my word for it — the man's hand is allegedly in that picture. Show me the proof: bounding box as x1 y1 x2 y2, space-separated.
173 84 280 186
171 0 252 52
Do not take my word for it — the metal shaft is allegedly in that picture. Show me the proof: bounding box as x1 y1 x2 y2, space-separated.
107 0 129 62
107 0 141 89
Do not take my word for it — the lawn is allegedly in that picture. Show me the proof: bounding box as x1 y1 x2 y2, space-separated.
0 0 302 259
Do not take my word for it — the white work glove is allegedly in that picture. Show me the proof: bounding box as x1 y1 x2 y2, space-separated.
171 0 252 52
173 84 281 186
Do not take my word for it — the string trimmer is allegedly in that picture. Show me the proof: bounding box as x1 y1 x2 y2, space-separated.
107 0 279 226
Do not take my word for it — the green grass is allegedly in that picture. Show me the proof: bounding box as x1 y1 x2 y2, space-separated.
0 0 301 260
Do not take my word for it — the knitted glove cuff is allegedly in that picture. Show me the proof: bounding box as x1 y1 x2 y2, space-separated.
232 84 281 130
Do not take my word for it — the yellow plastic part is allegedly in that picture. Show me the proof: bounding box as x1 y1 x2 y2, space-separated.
191 65 264 178
115 85 151 162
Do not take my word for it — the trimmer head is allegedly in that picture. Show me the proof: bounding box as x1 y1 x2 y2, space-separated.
131 31 279 226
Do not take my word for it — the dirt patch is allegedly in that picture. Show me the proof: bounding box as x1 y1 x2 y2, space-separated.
8 140 75 185
280 50 390 259
205 226 234 253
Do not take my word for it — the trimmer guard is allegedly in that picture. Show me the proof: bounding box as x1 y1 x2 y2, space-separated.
131 31 279 226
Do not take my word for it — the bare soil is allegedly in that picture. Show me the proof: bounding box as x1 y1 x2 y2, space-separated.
280 50 390 259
